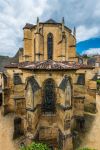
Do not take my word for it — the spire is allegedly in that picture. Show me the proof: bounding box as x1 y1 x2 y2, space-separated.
37 17 39 33
62 17 65 24
62 17 65 32
73 26 76 37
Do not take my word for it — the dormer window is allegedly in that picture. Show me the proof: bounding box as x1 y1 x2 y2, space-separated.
47 33 53 60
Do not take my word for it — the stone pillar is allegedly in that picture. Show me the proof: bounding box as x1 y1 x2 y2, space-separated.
58 130 73 150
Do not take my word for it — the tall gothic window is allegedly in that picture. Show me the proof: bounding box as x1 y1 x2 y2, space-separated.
42 79 56 113
47 33 53 60
65 80 72 106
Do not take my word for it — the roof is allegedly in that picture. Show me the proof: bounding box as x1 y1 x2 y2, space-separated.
23 23 34 29
5 63 19 68
45 19 57 24
19 60 79 70
23 18 72 32
76 63 94 69
5 60 94 70
87 58 96 66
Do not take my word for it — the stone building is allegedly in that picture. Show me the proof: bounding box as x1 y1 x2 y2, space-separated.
2 18 96 150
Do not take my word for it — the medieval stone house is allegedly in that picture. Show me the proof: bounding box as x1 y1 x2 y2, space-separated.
2 18 96 150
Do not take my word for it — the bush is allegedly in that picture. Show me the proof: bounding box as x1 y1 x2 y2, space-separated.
97 79 100 84
20 141 50 150
77 148 96 150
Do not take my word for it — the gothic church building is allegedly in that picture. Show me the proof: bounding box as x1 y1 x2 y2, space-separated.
2 18 96 150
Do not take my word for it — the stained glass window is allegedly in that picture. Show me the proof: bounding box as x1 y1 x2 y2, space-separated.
42 79 55 113
47 33 53 60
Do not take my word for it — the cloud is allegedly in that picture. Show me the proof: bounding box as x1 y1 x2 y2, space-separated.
49 0 100 42
0 0 100 56
82 48 100 56
76 26 100 42
0 0 53 56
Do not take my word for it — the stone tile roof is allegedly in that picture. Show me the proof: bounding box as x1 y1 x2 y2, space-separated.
87 58 96 66
23 19 72 32
76 63 94 69
5 60 94 70
45 19 57 24
19 60 79 70
23 23 34 29
5 63 19 68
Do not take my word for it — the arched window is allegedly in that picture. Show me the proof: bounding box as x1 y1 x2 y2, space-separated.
42 79 56 113
59 76 72 106
47 33 53 60
65 80 72 106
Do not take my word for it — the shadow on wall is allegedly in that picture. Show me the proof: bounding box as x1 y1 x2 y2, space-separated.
0 93 2 106
73 114 95 149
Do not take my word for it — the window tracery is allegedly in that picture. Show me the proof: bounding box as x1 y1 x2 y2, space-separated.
47 33 53 60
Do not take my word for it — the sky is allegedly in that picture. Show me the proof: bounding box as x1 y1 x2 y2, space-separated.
0 0 100 56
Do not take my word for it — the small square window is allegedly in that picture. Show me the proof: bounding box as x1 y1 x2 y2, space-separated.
13 73 22 85
77 74 85 85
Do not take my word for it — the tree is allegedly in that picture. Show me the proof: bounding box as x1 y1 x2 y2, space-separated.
20 141 50 150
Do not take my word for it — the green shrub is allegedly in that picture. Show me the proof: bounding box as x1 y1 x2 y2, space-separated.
20 141 50 150
77 148 96 150
97 79 100 84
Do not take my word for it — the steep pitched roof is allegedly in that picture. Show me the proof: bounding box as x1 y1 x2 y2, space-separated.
23 23 34 29
45 19 57 24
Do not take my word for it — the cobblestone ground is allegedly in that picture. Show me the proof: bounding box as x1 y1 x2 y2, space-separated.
79 95 100 150
0 111 18 150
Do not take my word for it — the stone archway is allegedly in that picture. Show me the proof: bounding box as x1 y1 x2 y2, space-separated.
42 78 56 113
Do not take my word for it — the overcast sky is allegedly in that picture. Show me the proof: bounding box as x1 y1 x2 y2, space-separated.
0 0 100 56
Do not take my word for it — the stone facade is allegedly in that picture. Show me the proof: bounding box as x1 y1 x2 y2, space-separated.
2 18 96 150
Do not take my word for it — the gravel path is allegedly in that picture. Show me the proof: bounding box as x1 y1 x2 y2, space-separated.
79 95 100 149
0 112 17 150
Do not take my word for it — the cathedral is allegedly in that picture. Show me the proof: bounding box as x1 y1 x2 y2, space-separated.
2 18 97 150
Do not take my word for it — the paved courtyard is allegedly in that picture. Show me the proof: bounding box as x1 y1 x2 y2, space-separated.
0 112 17 150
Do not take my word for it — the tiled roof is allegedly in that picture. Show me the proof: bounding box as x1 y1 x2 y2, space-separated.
5 63 19 68
45 19 57 24
75 63 94 69
5 60 94 70
23 23 34 29
19 60 79 70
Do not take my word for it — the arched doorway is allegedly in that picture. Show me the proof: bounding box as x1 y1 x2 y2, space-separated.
42 79 56 113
